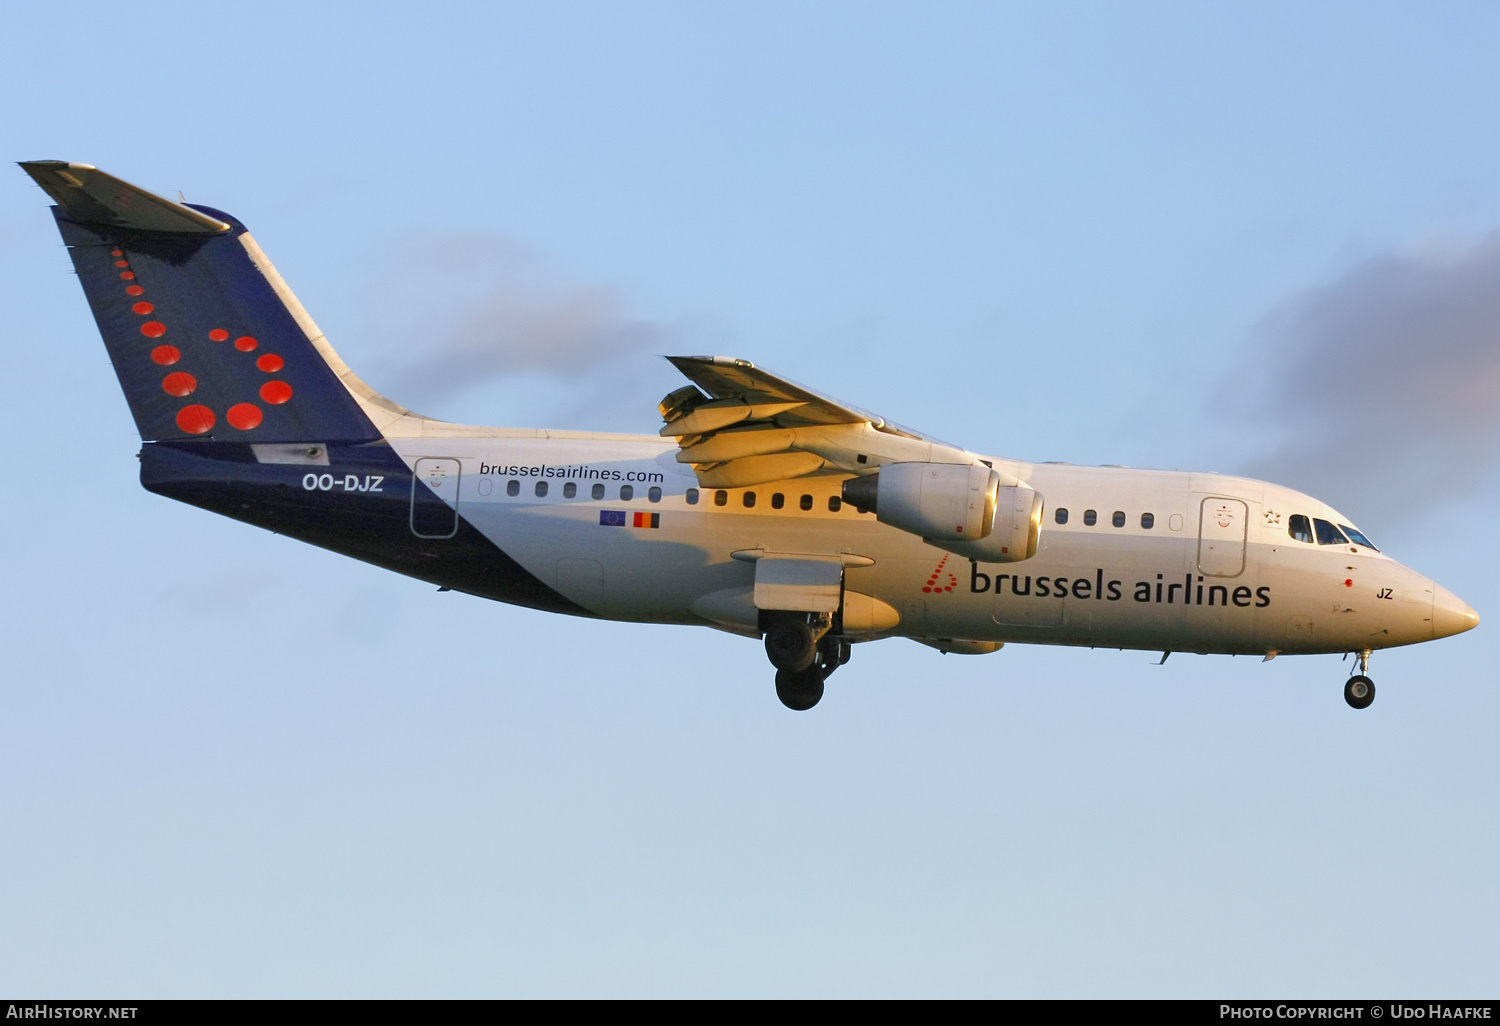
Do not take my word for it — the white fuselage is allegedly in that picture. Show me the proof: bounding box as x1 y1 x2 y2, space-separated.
385 430 1458 657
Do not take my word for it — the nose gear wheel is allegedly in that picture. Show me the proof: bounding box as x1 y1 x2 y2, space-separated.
1344 675 1375 709
1342 649 1375 709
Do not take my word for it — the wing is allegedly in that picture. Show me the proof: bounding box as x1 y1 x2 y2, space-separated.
659 356 978 488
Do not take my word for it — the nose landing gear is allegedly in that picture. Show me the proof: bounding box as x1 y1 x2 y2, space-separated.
1344 648 1375 709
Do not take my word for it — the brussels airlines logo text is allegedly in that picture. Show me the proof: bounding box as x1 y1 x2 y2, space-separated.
969 561 1272 608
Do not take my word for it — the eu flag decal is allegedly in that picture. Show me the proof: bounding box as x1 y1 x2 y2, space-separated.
633 512 661 529
599 510 627 526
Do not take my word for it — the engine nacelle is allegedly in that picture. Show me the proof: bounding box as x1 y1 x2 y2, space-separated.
938 482 1043 563
842 463 1042 562
842 463 994 541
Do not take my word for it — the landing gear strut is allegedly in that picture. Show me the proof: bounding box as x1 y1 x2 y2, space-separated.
1344 648 1375 710
764 613 825 673
766 614 849 711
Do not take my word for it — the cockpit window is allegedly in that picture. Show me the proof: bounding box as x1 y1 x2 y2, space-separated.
1288 514 1313 543
1341 525 1379 551
1314 518 1349 546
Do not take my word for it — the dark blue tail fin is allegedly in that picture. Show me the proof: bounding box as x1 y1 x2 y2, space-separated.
23 161 382 444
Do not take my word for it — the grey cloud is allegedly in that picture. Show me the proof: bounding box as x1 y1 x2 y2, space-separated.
1232 232 1500 531
360 232 676 408
400 279 665 394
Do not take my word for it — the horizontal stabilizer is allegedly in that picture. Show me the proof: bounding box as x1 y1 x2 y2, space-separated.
19 161 230 234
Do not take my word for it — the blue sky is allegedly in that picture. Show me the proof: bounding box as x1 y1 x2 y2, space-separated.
1 1 1496 997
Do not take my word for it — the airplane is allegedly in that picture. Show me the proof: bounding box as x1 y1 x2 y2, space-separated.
20 161 1480 711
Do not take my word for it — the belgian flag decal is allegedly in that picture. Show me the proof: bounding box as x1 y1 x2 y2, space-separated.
599 511 660 528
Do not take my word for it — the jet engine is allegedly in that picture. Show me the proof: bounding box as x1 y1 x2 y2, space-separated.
842 463 1042 562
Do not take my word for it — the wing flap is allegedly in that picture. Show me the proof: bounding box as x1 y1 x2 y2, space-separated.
677 427 797 464
660 399 806 437
695 451 825 488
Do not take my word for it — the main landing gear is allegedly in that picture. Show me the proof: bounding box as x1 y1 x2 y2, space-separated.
1344 648 1375 710
764 611 851 711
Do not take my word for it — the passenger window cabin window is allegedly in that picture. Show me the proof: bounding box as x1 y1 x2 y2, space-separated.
715 490 728 507
649 486 661 503
1341 525 1379 551
535 481 548 497
507 479 520 497
1288 514 1314 543
800 494 813 511
1112 511 1125 528
563 482 576 499
1314 518 1349 546
686 488 699 505
620 484 633 501
1055 508 1069 525
743 491 756 508
771 493 785 509
1084 509 1097 526
828 496 842 512
1141 512 1154 529
592 483 605 500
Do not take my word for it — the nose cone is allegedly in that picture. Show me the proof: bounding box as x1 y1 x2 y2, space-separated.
1432 584 1480 639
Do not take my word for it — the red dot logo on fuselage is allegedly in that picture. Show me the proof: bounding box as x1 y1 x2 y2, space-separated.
922 553 959 594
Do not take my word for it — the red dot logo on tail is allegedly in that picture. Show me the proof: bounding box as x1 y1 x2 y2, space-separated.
130 286 295 433
177 405 215 434
161 372 197 397
227 403 264 430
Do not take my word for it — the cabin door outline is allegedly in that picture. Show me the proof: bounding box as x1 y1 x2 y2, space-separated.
1197 496 1247 577
411 457 462 539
